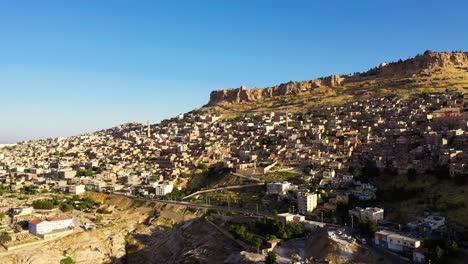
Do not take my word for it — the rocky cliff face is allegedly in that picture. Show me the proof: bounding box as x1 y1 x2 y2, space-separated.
208 75 344 106
369 50 468 76
207 51 468 106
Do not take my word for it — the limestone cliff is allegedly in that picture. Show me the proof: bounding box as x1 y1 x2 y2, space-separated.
207 51 468 106
208 75 344 106
366 50 468 76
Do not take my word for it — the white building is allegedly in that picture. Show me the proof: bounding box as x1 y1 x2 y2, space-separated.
297 192 317 214
349 207 384 223
375 230 421 253
155 182 174 196
322 169 336 179
278 213 326 230
278 213 305 224
266 182 293 195
29 217 74 236
68 184 86 195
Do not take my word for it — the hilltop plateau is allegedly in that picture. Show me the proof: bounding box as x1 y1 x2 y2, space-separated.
200 51 468 117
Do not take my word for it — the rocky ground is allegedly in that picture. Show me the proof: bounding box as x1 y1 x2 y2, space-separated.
0 195 153 264
0 193 386 264
124 217 243 264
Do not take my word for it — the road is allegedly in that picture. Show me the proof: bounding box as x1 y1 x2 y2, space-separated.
367 239 410 264
230 172 293 183
113 193 272 217
182 183 264 200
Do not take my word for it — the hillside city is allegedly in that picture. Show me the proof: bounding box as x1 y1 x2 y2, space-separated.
0 91 467 263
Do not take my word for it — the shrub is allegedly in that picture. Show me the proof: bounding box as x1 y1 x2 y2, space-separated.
32 199 55 210
0 232 11 243
60 203 74 212
265 251 277 264
60 256 74 264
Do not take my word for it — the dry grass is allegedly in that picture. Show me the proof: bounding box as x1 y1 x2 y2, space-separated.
198 66 468 117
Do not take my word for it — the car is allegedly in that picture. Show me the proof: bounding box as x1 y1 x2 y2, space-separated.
356 237 367 245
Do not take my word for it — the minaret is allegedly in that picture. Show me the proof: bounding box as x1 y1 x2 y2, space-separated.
147 120 151 138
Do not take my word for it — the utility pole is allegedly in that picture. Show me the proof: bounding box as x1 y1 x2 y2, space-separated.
321 211 324 223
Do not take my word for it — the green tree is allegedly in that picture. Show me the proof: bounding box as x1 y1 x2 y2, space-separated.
368 222 378 234
196 163 208 170
252 237 262 250
0 232 11 243
22 185 38 195
447 240 458 255
353 168 362 179
265 251 277 264
435 246 444 262
60 203 74 212
272 210 278 218
32 199 55 210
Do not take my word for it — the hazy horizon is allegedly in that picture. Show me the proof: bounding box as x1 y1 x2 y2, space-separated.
1 0 467 143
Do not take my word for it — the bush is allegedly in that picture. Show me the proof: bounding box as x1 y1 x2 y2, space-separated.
75 169 95 177
22 185 39 195
96 208 112 214
95 215 103 224
256 218 305 240
60 203 74 212
32 199 55 210
424 238 459 263
196 163 208 170
0 232 11 243
228 224 262 248
77 196 97 211
60 256 74 264
265 251 277 264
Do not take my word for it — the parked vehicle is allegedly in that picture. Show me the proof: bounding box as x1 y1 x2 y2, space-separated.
356 237 367 245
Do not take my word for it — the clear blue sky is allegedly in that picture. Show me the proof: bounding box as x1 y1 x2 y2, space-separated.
0 0 467 143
